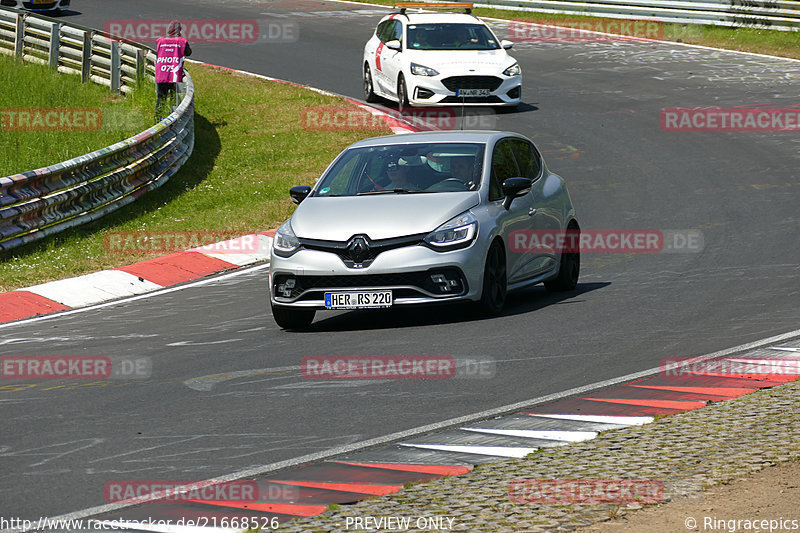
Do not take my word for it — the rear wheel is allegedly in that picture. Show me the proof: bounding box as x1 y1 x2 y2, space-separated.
364 64 379 103
397 75 409 113
478 241 507 315
271 303 315 330
545 226 580 292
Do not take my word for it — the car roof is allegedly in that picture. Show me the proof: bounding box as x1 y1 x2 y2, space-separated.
348 130 525 148
381 13 486 25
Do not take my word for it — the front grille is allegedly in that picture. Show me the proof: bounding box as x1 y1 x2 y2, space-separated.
442 76 503 92
441 95 503 104
273 268 468 301
298 233 426 268
23 1 57 7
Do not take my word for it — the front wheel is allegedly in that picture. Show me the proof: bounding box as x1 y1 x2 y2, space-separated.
364 64 379 103
477 241 507 315
397 75 409 113
271 303 315 330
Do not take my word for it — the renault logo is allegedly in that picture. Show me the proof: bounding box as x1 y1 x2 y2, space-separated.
347 236 370 263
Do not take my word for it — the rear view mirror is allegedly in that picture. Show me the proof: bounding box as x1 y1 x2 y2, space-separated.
501 177 532 209
385 40 401 51
290 185 312 204
501 40 514 49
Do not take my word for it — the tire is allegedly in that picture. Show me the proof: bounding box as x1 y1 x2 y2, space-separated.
478 241 507 315
271 303 315 330
364 64 379 103
397 75 409 113
544 228 580 292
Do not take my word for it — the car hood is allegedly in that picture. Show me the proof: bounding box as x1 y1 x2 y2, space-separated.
405 49 515 75
291 192 480 241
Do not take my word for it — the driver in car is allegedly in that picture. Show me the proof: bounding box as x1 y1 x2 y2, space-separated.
449 155 477 189
380 156 433 190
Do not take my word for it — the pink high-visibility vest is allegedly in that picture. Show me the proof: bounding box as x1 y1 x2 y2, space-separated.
155 37 188 83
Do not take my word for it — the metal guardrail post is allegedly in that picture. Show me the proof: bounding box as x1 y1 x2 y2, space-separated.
81 30 91 83
110 40 121 93
136 48 146 84
48 22 60 70
14 11 23 61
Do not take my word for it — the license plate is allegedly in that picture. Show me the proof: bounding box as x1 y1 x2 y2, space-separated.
31 0 51 3
325 291 392 309
456 88 490 97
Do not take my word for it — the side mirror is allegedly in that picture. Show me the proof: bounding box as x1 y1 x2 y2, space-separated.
501 40 514 50
501 177 532 210
290 185 312 204
385 39 402 51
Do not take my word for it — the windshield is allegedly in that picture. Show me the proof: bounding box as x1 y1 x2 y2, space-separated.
407 23 500 51
314 143 485 197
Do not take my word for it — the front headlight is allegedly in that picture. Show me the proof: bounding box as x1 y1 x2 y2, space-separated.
273 220 301 257
503 63 520 77
424 211 478 251
411 63 440 76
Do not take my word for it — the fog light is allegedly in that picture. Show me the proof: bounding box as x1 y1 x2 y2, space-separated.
416 87 435 99
430 272 461 293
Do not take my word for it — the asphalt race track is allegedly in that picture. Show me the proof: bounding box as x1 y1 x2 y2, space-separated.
1 0 799 522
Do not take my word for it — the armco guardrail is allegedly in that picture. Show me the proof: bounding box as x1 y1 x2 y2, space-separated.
472 0 800 31
0 7 194 251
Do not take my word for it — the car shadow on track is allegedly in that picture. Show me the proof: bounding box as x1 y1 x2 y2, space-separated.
305 281 609 332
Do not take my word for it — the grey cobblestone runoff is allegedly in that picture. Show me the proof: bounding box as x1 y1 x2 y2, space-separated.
277 380 800 532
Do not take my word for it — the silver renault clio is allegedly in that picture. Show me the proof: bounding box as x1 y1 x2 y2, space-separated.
269 131 579 329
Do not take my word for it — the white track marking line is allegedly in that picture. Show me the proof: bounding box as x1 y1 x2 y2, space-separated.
399 443 537 458
7 329 799 533
461 428 598 442
529 414 654 425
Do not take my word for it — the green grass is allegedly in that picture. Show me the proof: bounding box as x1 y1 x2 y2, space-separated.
349 0 800 60
0 53 154 175
0 62 390 291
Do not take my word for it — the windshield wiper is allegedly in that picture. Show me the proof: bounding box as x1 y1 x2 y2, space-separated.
357 188 434 195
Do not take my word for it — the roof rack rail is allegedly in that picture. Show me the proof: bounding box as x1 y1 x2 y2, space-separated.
394 2 474 14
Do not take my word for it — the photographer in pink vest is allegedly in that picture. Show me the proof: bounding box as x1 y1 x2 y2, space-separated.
155 21 192 120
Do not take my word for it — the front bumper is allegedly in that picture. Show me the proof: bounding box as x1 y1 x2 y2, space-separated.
270 242 485 309
408 74 522 107
5 0 70 11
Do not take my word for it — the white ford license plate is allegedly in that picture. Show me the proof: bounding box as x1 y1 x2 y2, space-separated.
456 88 490 97
325 291 392 309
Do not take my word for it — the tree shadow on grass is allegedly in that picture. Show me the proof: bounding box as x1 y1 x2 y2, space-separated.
0 112 222 262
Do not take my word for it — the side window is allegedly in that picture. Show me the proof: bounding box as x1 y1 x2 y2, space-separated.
390 20 403 45
509 139 541 180
376 21 391 43
489 139 519 201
